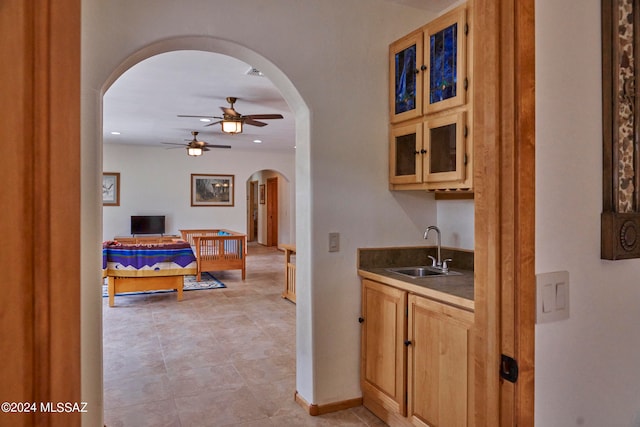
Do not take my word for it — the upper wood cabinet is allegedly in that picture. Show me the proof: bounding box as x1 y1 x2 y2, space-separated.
389 112 468 190
388 3 473 193
389 5 467 123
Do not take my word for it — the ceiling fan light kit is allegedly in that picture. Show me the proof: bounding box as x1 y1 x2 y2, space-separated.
186 147 203 156
221 119 243 134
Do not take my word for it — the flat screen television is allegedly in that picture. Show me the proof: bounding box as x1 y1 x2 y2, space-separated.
130 215 165 235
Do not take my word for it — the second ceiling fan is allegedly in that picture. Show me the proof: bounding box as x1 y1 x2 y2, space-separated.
161 131 230 157
178 97 284 135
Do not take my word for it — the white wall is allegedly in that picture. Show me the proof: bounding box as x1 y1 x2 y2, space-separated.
103 144 294 242
536 0 640 425
437 199 474 250
83 0 442 415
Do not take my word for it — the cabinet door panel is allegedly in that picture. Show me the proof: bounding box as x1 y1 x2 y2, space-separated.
424 112 466 184
425 6 467 115
408 295 473 427
390 30 424 123
390 122 423 184
361 279 407 415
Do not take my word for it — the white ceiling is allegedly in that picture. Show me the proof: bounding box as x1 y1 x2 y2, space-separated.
102 1 458 154
103 50 295 152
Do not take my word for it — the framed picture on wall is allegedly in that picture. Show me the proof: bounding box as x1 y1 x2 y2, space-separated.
102 172 120 206
259 184 265 204
191 174 235 207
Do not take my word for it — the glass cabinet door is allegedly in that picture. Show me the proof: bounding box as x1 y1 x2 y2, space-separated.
389 30 424 123
425 7 466 114
424 112 466 183
390 122 423 184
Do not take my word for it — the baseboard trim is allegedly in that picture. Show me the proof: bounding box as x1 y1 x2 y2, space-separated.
294 391 362 416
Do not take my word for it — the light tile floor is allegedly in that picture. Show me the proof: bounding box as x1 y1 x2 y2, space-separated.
103 244 386 427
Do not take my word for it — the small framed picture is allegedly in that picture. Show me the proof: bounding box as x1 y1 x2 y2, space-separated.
191 174 235 207
102 172 120 206
259 184 266 204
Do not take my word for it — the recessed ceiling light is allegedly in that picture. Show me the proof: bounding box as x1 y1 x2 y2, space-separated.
110 131 121 135
199 118 211 122
253 139 262 144
245 67 264 77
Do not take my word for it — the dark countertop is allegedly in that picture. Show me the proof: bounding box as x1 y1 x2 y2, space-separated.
357 246 474 311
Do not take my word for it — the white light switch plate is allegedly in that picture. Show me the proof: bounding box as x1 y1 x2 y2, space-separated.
329 232 339 252
536 270 570 324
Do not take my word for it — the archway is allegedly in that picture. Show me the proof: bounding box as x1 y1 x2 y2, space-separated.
94 37 311 423
246 169 294 247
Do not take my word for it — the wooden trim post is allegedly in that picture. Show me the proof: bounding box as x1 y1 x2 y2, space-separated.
472 0 535 425
0 1 82 425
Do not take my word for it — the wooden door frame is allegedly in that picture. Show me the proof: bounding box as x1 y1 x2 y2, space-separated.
248 180 259 242
266 177 279 247
2 0 535 425
0 0 82 425
472 0 535 425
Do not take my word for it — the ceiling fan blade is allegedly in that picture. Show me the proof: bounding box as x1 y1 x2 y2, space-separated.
202 147 210 152
204 120 222 127
245 114 283 120
161 142 187 146
177 114 217 119
206 144 231 149
221 106 240 117
244 118 268 127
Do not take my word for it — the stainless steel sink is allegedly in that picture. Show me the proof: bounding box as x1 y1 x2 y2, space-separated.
386 266 461 278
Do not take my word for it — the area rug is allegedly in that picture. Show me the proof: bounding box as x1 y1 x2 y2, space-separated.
102 272 226 297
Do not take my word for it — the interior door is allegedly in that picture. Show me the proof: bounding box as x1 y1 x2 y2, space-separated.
267 177 278 246
248 180 258 242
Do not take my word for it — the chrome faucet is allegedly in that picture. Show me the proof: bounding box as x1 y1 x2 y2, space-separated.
424 225 442 268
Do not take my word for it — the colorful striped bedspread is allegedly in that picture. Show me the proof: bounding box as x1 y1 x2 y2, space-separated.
102 241 197 277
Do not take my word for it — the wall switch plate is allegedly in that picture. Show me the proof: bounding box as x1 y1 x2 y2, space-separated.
329 232 339 252
536 270 570 324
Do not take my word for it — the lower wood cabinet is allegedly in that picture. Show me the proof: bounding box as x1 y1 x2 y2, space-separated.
360 279 473 427
361 279 408 416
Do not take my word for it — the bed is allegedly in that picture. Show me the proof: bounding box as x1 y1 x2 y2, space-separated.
179 229 247 281
102 240 197 306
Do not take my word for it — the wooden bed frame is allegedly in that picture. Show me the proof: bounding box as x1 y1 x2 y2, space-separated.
106 274 185 307
180 229 247 281
103 241 197 307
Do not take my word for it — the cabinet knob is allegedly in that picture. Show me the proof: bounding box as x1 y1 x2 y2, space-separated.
358 317 365 323
421 149 427 154
404 340 412 346
421 64 427 71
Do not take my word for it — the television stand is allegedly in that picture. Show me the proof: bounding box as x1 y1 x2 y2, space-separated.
114 235 180 244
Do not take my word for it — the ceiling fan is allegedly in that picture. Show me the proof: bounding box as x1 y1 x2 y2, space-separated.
161 131 230 156
177 97 284 134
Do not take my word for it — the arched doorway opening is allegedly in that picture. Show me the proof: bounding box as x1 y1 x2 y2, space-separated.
246 169 294 247
95 37 311 425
